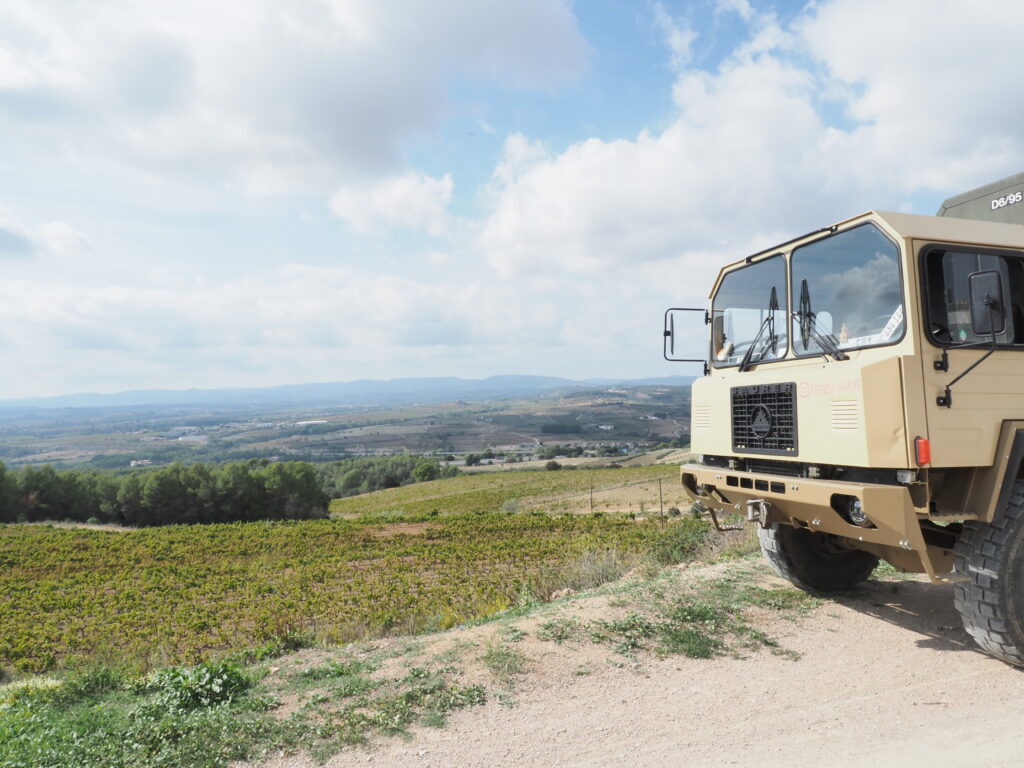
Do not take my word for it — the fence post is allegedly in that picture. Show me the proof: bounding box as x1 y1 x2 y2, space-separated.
589 479 594 512
659 479 664 518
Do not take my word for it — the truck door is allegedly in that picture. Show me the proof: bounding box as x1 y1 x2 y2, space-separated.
919 243 1024 467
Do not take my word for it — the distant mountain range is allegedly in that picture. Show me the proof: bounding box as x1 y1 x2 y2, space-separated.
0 375 696 410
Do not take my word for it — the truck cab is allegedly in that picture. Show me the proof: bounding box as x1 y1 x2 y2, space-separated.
667 172 1024 667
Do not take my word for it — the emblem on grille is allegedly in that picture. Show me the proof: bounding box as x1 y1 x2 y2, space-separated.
750 405 773 439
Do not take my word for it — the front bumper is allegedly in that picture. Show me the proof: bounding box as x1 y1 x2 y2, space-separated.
681 462 947 579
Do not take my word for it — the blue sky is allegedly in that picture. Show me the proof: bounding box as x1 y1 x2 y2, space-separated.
1 0 1023 399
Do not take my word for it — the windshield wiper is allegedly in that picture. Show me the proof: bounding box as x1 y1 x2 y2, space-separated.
795 279 848 362
738 286 780 372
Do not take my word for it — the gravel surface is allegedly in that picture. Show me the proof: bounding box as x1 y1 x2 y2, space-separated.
244 569 1024 768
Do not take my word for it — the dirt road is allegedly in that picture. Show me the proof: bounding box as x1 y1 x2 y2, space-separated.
253 572 1024 768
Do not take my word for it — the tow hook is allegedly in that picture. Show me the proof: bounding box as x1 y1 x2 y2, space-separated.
746 499 772 529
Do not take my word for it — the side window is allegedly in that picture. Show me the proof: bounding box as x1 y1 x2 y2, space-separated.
924 249 1022 345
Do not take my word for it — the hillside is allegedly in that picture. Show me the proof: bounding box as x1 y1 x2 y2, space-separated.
250 561 1019 768
329 463 691 518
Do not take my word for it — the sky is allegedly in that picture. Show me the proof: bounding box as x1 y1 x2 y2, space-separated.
2 0 1024 399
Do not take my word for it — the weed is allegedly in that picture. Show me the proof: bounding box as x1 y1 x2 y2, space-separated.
51 666 126 704
503 626 527 643
657 625 722 658
582 569 815 660
648 519 712 565
494 689 517 708
560 548 632 591
537 617 583 644
432 639 477 666
298 658 375 681
480 637 527 683
145 658 253 712
243 632 315 662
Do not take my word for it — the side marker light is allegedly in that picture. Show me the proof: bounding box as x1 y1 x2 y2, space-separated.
915 436 931 467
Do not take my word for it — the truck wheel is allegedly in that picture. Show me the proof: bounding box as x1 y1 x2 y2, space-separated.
953 481 1024 667
758 523 879 591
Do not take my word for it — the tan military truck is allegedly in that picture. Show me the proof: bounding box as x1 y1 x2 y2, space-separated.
664 171 1024 667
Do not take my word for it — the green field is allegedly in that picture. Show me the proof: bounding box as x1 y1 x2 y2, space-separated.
330 465 690 518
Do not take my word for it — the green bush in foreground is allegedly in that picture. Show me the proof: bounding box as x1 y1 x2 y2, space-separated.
144 659 252 712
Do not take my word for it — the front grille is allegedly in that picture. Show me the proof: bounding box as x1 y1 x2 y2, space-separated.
731 382 797 456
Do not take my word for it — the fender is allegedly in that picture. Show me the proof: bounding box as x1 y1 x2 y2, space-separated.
935 420 1024 522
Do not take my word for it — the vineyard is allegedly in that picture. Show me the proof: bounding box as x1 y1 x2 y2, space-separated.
0 511 706 674
330 465 693 518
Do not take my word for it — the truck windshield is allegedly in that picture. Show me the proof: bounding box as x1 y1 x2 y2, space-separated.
711 254 788 367
791 223 904 356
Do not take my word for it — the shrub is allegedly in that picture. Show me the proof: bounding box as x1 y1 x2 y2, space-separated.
649 519 712 566
53 667 125 704
145 659 252 711
560 548 630 591
544 460 561 471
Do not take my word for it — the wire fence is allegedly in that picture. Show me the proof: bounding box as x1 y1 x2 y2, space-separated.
511 476 693 516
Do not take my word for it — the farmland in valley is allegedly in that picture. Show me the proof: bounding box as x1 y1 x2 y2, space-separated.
0 381 690 469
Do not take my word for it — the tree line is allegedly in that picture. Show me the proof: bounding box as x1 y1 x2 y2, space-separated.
0 454 460 527
0 460 327 527
319 455 459 498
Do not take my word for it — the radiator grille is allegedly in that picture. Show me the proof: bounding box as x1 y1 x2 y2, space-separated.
731 382 797 456
744 459 802 477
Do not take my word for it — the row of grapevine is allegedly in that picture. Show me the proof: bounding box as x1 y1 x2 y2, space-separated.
0 514 704 673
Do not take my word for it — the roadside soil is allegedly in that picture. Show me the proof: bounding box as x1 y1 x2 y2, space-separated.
246 565 1024 768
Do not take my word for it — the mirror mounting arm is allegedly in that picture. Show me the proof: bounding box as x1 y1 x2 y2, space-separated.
937 306 999 408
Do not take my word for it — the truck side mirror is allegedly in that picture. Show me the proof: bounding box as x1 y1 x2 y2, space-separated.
663 307 709 371
968 270 1006 336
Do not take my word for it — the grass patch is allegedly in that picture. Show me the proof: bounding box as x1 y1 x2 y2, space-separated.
559 548 633 591
537 617 583 644
0 664 286 768
0 646 489 768
539 564 818 661
480 637 527 684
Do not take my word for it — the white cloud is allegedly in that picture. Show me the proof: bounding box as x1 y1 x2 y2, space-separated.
480 55 831 278
0 0 588 191
653 4 697 72
330 171 454 236
0 207 89 260
715 0 755 22
797 0 1024 191
486 133 549 195
0 250 689 396
0 208 34 258
36 221 90 258
478 0 1024 283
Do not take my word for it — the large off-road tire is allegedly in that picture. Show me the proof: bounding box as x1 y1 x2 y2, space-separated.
953 480 1024 668
758 523 879 591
